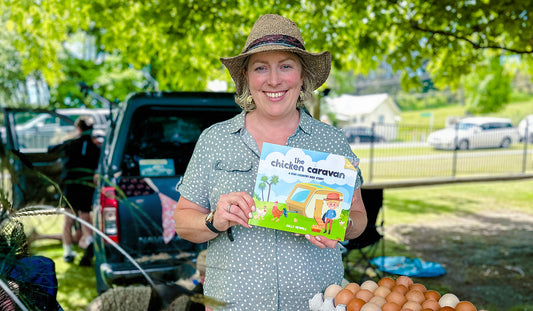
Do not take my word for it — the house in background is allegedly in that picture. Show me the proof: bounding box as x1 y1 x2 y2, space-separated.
324 93 401 141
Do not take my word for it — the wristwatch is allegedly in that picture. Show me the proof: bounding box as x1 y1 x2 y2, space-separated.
205 210 224 234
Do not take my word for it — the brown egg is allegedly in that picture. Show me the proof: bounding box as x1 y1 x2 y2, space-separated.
439 307 455 311
335 289 356 306
455 301 477 311
361 280 379 292
424 290 441 301
324 284 343 298
374 285 392 298
346 298 367 311
369 295 387 307
382 301 402 311
401 309 415 311
422 299 441 311
355 288 374 302
422 309 435 311
392 284 409 295
344 282 361 295
410 283 427 293
395 275 413 288
403 301 422 311
378 276 396 289
405 289 425 304
386 290 407 306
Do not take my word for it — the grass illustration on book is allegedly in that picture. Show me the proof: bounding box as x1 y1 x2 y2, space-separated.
250 143 358 241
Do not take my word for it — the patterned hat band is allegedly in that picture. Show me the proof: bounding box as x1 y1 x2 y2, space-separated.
244 34 306 53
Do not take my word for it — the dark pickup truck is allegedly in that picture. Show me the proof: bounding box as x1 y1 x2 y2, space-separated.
92 92 241 293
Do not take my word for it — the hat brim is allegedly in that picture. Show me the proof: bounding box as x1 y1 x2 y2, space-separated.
221 45 331 96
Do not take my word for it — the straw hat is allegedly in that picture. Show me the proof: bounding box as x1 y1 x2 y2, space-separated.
220 14 331 96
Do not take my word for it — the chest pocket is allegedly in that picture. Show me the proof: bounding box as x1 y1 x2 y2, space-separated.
211 160 254 202
214 160 253 173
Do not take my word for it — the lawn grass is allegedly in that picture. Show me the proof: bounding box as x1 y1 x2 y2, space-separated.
399 92 533 128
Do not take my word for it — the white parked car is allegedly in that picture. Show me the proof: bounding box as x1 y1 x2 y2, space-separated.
518 114 533 143
427 117 520 150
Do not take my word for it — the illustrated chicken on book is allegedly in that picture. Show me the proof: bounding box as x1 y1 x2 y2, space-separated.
271 201 282 222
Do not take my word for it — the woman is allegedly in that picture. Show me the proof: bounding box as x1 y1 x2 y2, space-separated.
174 14 367 310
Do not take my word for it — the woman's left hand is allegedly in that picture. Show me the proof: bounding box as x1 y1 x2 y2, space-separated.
304 234 338 249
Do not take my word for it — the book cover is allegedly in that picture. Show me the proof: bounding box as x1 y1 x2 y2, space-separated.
249 143 358 240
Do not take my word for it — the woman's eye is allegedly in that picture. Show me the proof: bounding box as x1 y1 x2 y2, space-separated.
254 66 267 72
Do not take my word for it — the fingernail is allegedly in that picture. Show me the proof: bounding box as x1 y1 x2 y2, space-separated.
251 206 256 211
249 212 253 218
316 236 321 241
305 234 311 239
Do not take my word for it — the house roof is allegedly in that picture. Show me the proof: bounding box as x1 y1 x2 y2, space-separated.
326 93 401 116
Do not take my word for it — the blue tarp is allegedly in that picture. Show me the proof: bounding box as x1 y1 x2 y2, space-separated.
370 256 446 277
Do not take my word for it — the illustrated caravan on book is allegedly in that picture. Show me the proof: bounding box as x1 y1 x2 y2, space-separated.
250 143 358 240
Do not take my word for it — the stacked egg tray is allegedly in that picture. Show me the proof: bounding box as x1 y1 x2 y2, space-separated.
309 276 481 311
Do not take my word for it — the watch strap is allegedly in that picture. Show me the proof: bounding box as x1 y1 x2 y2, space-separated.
205 213 224 234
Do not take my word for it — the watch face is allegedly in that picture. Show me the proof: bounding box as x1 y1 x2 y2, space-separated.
206 210 215 222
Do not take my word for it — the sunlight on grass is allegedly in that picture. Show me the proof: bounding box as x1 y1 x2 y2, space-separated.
383 179 533 225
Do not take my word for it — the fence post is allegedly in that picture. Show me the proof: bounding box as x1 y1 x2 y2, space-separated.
452 123 458 177
523 120 529 174
368 123 375 183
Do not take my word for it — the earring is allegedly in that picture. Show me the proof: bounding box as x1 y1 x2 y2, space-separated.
246 95 253 104
299 91 304 101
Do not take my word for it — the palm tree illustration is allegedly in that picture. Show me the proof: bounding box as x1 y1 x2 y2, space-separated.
265 175 279 201
258 178 267 201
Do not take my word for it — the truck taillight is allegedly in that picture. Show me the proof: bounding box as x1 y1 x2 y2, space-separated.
100 187 119 243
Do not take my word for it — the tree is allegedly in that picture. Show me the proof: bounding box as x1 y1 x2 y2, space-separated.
3 0 532 108
462 56 513 114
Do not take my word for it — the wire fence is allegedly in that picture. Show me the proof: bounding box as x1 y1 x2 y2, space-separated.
348 122 533 188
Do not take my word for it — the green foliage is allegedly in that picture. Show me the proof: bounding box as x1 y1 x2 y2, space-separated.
1 0 533 108
462 56 513 114
396 91 455 111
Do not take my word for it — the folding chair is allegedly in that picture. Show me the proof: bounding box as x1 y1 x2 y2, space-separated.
342 188 385 282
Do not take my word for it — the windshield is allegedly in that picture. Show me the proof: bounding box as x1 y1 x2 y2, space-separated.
121 106 236 177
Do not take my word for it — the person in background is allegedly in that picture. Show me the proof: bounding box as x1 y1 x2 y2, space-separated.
173 14 367 310
50 116 100 266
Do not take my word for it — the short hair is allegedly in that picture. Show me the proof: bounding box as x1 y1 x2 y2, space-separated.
74 116 94 132
235 53 314 112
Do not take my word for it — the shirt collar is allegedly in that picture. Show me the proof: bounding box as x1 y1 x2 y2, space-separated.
228 109 314 135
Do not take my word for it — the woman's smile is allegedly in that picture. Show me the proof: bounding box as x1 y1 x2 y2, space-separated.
246 50 303 117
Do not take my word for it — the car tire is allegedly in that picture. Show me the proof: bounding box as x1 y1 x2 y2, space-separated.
500 137 512 148
457 140 469 150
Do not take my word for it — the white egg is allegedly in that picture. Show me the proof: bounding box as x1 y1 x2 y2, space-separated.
439 293 460 308
324 284 343 298
360 280 379 292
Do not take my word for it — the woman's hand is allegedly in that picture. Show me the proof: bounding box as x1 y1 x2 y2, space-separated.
213 192 255 231
304 234 339 249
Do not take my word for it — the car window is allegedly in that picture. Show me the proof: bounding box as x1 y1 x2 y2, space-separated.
457 122 475 130
12 111 76 151
121 106 230 177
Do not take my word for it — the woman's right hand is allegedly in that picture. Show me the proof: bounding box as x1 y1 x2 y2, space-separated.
214 192 255 231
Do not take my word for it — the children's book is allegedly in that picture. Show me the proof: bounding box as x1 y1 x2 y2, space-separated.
249 143 358 241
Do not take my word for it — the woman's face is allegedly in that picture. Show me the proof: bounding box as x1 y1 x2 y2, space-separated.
245 50 304 117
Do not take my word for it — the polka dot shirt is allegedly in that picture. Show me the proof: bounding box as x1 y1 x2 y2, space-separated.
177 109 362 310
